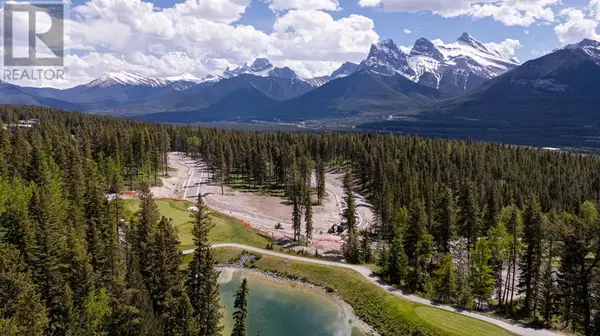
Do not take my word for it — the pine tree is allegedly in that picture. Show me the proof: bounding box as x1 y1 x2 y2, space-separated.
0 243 48 336
232 278 250 336
457 182 480 260
360 230 373 264
186 196 222 336
413 234 433 292
434 187 455 254
488 221 511 307
305 193 313 245
386 236 409 285
292 192 301 243
519 197 543 319
28 155 72 334
316 159 326 205
198 248 223 336
433 253 457 304
136 183 161 291
149 217 183 320
342 172 359 263
470 238 495 310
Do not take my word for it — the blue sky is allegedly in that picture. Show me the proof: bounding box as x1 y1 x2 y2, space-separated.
15 0 600 87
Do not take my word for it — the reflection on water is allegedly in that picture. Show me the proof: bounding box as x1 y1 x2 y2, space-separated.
218 268 354 336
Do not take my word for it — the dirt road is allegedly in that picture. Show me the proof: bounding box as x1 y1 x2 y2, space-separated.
183 243 561 336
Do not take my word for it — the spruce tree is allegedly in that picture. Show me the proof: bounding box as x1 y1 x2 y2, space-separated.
186 196 222 336
0 243 48 336
433 253 457 304
360 230 373 264
470 238 495 310
519 197 543 319
316 159 326 205
232 278 250 336
305 193 313 245
342 172 359 263
457 182 480 260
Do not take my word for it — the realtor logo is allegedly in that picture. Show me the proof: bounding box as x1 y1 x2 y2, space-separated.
3 1 65 66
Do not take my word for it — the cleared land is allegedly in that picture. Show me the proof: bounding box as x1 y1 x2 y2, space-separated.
123 199 271 250
210 246 517 336
155 152 374 254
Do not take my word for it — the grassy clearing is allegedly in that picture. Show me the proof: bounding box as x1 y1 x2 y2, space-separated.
212 247 516 336
123 199 271 250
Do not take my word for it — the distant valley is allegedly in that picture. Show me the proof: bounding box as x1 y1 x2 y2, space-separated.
2 33 600 149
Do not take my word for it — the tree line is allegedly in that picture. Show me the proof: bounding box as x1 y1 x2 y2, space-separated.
3 106 600 335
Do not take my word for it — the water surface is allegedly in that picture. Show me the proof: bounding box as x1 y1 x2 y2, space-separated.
218 268 357 336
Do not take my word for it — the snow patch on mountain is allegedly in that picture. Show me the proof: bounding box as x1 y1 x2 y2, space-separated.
561 38 600 63
164 73 202 83
86 71 172 88
358 33 520 91
221 58 328 87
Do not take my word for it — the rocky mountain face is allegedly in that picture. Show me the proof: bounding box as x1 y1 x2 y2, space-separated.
358 33 519 95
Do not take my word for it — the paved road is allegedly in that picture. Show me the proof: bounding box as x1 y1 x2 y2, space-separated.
183 243 561 336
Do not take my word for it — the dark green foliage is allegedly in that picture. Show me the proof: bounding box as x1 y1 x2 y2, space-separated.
3 106 600 334
232 278 250 336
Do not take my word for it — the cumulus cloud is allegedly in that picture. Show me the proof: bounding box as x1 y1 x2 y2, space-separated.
554 8 600 43
358 0 382 7
263 0 340 11
44 0 378 87
372 0 560 26
484 38 522 57
404 28 412 34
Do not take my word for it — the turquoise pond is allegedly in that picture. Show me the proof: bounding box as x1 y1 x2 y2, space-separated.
218 268 364 336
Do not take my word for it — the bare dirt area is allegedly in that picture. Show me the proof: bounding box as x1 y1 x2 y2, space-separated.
157 153 375 255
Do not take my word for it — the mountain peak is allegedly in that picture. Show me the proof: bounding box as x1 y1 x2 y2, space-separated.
411 38 445 61
86 71 170 88
561 38 600 62
458 32 473 42
222 58 275 79
330 62 359 80
250 58 273 71
164 72 202 83
563 38 600 50
360 39 416 78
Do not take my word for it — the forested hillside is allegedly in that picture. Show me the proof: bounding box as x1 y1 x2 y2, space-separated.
2 106 600 335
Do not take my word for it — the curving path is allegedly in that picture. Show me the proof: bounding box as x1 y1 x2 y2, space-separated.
183 243 561 336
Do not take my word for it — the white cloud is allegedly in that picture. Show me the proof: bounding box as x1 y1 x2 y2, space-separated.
554 8 600 43
484 38 522 57
403 28 412 34
358 0 382 7
374 0 560 26
263 0 340 11
399 45 412 54
271 10 378 62
41 0 378 88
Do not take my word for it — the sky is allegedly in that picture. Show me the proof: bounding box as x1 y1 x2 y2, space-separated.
8 0 600 87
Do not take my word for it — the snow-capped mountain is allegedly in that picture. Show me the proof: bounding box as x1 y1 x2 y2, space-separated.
357 33 520 94
358 39 417 78
330 62 358 80
222 58 276 79
164 73 202 83
86 71 172 88
561 38 600 62
221 58 329 88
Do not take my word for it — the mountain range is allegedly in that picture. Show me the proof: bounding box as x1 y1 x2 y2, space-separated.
1 33 600 147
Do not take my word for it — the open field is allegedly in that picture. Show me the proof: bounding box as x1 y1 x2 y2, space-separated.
123 199 271 250
211 246 517 336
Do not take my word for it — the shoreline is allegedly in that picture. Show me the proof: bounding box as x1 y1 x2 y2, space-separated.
217 264 379 336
